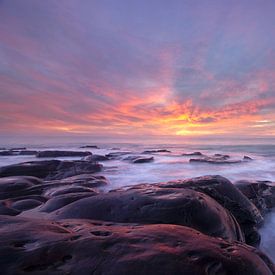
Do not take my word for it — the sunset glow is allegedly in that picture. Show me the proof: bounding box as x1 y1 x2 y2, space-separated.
0 0 275 143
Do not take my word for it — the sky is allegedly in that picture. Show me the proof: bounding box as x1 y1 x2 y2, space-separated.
0 0 275 144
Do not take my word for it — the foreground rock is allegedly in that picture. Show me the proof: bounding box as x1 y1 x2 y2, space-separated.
0 160 102 180
36 150 92 158
158 175 263 246
51 184 244 242
0 216 274 275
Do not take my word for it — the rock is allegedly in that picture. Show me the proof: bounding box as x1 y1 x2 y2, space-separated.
182 151 203 156
0 216 274 274
236 180 275 215
159 175 263 246
11 199 42 211
123 156 154 163
0 176 43 199
10 147 27 150
190 156 242 164
47 186 95 197
51 174 108 189
18 150 38 155
243 155 253 161
214 153 230 159
105 151 132 159
36 150 92 158
0 203 20 216
39 192 97 213
142 149 171 154
82 154 109 162
0 150 14 156
0 160 102 180
80 145 98 148
51 185 244 242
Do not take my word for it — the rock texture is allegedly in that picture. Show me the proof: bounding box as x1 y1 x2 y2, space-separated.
0 216 274 275
158 175 263 246
123 156 154 163
236 180 275 215
51 184 244 242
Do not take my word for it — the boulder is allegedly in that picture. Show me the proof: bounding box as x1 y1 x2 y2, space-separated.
51 185 244 242
158 175 263 246
36 150 92 158
0 216 274 274
236 180 275 215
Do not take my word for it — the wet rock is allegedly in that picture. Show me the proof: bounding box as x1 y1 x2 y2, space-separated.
182 151 203 156
0 176 43 199
123 156 154 163
0 160 102 180
11 199 42 211
236 180 275 215
159 175 263 246
18 150 38 155
47 186 95 197
105 151 132 159
52 185 244 242
0 216 274 275
80 145 98 149
143 149 171 154
243 155 253 161
82 154 109 162
0 203 20 216
36 150 92 158
190 156 242 164
0 150 15 156
52 174 108 189
39 192 97 213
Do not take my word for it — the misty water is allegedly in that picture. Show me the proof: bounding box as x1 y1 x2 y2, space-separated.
1 142 275 261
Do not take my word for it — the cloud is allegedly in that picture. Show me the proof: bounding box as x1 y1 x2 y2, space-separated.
0 0 275 141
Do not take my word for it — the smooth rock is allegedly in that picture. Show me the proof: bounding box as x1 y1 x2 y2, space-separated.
51 185 244 242
0 216 273 275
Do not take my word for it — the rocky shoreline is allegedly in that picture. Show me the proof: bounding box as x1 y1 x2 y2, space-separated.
0 150 275 274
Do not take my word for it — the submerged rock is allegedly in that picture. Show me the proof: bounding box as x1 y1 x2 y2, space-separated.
123 155 154 163
80 145 99 149
105 152 132 159
82 154 109 162
143 149 171 154
182 151 203 156
0 216 274 275
36 150 92 158
190 156 242 164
